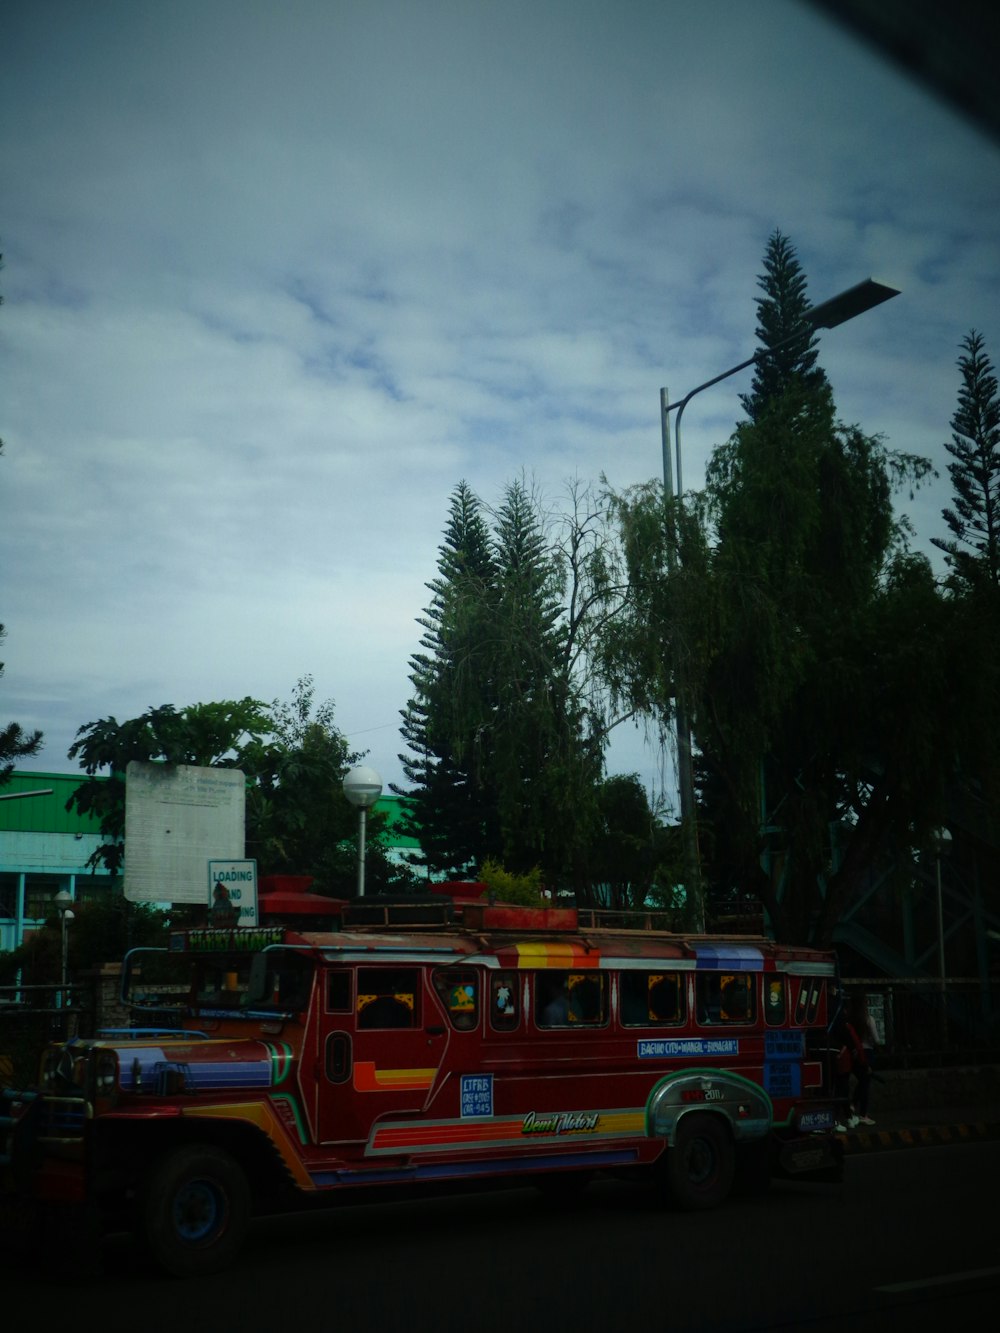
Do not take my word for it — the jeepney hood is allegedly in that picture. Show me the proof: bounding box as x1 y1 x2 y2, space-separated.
53 1035 297 1096
107 1036 296 1094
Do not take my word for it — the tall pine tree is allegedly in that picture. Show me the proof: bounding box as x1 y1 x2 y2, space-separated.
397 478 601 886
395 481 501 877
932 330 1000 591
739 229 833 428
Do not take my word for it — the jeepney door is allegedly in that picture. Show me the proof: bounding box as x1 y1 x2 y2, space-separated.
314 964 448 1146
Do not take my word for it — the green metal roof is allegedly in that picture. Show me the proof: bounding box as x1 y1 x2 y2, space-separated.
0 771 100 834
1 770 420 848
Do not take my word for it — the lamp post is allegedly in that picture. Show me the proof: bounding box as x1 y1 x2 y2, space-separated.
343 766 383 898
934 825 952 1050
661 278 900 929
54 889 74 1015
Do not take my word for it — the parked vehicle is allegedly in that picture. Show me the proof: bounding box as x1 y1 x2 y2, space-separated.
1 897 843 1276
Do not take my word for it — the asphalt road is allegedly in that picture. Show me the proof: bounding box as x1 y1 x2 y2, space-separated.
4 1140 998 1330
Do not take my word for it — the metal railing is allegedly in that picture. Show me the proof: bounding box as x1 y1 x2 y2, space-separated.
842 976 1000 1067
0 982 93 1089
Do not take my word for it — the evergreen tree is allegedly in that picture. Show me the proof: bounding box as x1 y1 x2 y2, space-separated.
932 330 1000 591
739 229 833 428
395 481 501 877
487 478 600 879
397 479 602 887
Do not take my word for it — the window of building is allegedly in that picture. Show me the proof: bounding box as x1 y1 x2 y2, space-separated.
357 968 419 1029
620 970 685 1026
23 874 66 922
0 873 19 919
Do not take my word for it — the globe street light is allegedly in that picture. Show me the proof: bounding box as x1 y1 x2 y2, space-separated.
54 888 75 1013
660 278 900 930
343 766 383 899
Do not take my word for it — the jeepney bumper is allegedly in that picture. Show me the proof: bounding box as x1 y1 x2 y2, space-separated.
773 1131 844 1184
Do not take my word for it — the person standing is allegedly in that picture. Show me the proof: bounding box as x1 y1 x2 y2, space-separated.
854 994 879 1125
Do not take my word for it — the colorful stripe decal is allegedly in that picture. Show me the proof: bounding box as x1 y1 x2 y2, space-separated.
185 1100 314 1188
367 1107 646 1156
694 944 764 971
513 942 600 968
353 1061 437 1092
310 1148 639 1189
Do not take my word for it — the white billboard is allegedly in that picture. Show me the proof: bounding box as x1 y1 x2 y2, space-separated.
124 762 245 904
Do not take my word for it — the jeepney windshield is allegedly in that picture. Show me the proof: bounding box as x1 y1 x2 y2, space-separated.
122 943 315 1016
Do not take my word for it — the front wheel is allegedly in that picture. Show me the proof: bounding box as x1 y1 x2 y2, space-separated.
665 1114 735 1210
143 1144 250 1278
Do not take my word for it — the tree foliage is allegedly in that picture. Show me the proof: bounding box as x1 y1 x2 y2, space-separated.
65 680 414 896
397 477 604 887
597 233 941 945
395 481 502 876
739 229 833 428
932 330 1000 592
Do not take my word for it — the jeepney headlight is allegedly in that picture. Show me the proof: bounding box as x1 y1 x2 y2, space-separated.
95 1050 119 1093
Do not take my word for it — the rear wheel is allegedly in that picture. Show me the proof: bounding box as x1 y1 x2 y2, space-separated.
143 1144 250 1278
665 1115 735 1210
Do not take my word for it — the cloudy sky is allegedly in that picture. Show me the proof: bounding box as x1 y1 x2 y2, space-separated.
2 0 998 808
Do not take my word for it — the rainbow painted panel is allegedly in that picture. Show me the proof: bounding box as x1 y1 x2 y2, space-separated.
352 1061 437 1092
513 942 601 968
113 1040 292 1092
694 944 764 971
366 1106 646 1156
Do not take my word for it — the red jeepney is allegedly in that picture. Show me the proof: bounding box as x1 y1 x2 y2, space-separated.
1 898 843 1276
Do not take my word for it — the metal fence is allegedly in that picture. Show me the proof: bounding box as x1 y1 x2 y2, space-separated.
0 983 94 1089
842 976 1000 1067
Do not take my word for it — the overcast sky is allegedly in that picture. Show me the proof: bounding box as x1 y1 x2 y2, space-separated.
2 0 998 809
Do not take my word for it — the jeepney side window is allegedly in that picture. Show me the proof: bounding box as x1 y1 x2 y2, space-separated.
806 978 823 1023
793 978 810 1025
433 968 479 1031
621 971 684 1026
357 968 419 1029
697 972 756 1024
764 976 787 1026
490 971 519 1031
535 970 607 1028
327 969 352 1013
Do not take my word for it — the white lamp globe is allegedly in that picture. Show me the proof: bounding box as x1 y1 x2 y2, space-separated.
343 766 383 810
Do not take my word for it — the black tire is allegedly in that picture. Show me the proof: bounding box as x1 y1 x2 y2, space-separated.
665 1114 735 1210
143 1144 250 1278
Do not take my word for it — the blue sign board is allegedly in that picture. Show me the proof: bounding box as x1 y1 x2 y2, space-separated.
638 1038 739 1059
460 1074 493 1118
765 1029 804 1059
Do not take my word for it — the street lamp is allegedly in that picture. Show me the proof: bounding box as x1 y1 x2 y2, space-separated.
661 278 900 929
934 825 953 1050
54 889 74 1010
343 766 383 898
